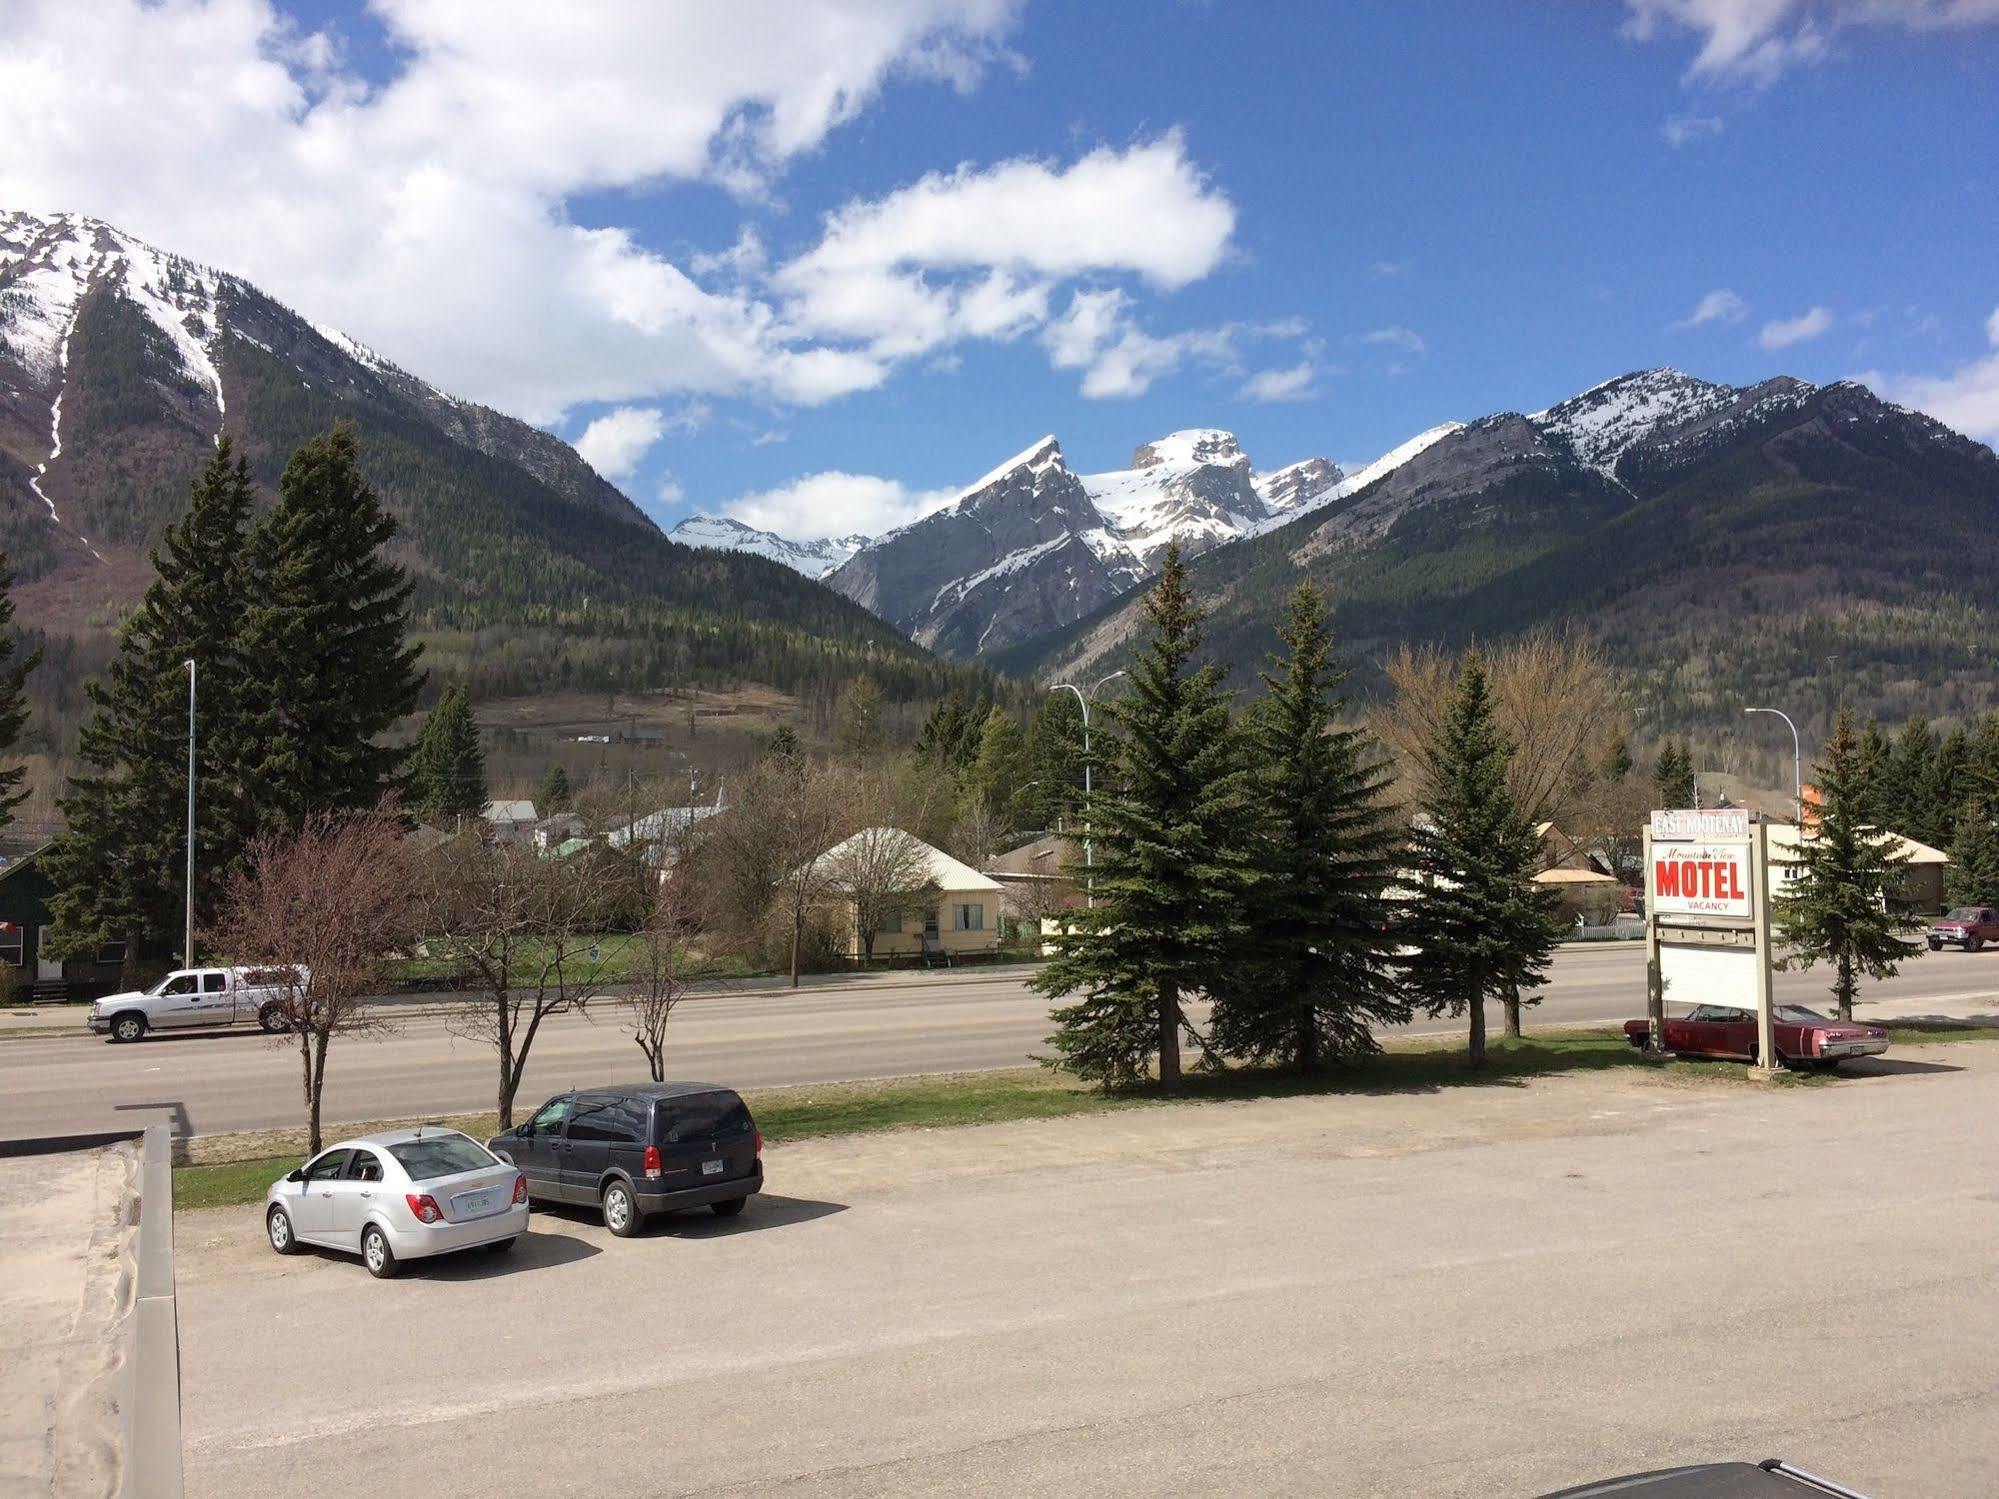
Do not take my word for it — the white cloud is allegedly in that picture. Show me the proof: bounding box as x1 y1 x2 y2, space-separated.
722 471 960 537
0 0 1023 422
772 132 1235 363
1674 288 1749 328
575 407 668 481
1238 362 1317 403
1661 112 1725 145
1370 259 1408 278
1623 0 1999 83
656 475 686 507
1358 326 1427 356
1759 305 1835 350
1855 305 1999 444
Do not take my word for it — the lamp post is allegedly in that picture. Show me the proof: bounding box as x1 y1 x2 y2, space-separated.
1049 670 1127 906
1745 706 1803 820
184 659 196 970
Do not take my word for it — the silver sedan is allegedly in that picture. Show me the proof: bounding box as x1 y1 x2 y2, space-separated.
265 1127 529 1278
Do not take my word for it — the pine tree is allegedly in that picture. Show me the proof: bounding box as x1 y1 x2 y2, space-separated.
0 548 38 836
1945 801 1999 907
1602 733 1633 783
968 707 1030 825
1025 690 1088 830
1882 717 1936 834
239 426 422 827
915 693 970 767
1211 584 1405 1071
1775 709 1920 1022
407 683 486 824
1034 544 1256 1092
1398 654 1559 1067
1853 717 1891 825
537 764 572 812
1651 740 1694 809
45 441 259 961
1914 726 1970 849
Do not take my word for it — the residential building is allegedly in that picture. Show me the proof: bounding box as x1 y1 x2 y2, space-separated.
481 799 538 845
813 830 1003 962
0 847 133 1002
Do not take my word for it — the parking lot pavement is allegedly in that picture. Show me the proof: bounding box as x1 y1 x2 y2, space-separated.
178 1048 1999 1498
0 1144 134 1497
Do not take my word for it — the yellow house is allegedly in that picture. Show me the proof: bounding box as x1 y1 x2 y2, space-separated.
813 830 1004 962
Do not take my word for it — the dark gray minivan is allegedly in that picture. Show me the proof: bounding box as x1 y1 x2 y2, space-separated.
487 1082 762 1237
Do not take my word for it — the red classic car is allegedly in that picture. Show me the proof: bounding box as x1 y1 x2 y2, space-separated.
1623 1004 1889 1070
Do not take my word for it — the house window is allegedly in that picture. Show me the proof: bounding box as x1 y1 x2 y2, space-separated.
878 908 903 934
96 941 127 966
952 902 984 932
0 922 21 966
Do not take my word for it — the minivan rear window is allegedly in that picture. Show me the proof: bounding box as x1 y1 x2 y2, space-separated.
389 1134 495 1180
659 1093 752 1143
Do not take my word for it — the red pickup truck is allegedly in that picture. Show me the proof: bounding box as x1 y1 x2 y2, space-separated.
1927 906 1999 952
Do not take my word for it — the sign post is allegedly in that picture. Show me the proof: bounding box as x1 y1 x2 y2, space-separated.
1644 808 1782 1077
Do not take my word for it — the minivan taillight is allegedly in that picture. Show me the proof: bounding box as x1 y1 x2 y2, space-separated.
405 1193 442 1224
643 1144 662 1180
511 1173 527 1205
753 1127 763 1158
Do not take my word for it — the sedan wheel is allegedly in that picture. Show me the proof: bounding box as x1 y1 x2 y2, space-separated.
362 1224 399 1279
602 1180 640 1238
267 1206 298 1255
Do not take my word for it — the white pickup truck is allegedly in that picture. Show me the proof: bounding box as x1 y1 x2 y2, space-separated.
88 966 310 1043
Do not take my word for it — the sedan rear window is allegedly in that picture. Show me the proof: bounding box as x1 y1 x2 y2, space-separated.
389 1134 495 1181
660 1093 752 1144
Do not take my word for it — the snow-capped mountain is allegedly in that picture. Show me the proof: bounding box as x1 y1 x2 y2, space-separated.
1 208 927 736
1004 367 1999 734
825 428 1345 657
667 514 866 578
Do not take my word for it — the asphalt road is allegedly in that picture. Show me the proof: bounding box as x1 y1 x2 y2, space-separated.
173 1041 1999 1496
5 944 1998 1141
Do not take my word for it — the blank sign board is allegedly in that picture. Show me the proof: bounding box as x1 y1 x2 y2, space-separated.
1659 940 1760 1011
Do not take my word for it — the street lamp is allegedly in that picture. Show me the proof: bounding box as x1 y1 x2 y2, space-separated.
1049 670 1127 905
184 659 196 970
1745 706 1803 820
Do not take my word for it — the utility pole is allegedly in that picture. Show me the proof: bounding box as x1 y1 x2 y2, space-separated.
1048 670 1127 907
184 659 196 971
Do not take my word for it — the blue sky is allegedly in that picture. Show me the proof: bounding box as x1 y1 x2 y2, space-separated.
4 1 1996 536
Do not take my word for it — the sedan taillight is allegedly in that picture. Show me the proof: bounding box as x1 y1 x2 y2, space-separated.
511 1173 527 1205
405 1193 442 1224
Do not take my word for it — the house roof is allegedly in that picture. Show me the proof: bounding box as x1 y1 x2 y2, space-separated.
1533 867 1621 885
813 829 1002 892
1767 823 1950 866
984 835 1083 879
483 799 537 823
0 844 48 886
607 802 725 848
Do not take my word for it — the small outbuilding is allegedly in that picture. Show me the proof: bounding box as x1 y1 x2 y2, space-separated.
481 799 538 845
0 847 133 1002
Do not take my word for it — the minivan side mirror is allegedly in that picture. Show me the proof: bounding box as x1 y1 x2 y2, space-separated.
286 1169 304 1183
517 1122 533 1139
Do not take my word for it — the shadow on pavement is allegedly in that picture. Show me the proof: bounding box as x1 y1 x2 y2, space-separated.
415 1230 603 1280
527 1193 848 1240
1838 1056 1964 1078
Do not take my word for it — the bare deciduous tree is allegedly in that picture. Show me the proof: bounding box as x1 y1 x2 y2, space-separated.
214 805 419 1155
823 824 938 963
420 837 613 1128
624 876 692 1082
706 753 848 986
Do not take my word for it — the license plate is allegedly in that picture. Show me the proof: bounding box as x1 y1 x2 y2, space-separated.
701 1160 724 1176
455 1191 495 1216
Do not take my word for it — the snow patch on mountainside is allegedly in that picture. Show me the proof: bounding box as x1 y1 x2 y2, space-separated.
1245 421 1464 538
668 513 866 578
1532 368 1732 477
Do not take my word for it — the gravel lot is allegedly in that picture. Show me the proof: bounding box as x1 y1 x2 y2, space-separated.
177 1046 1999 1497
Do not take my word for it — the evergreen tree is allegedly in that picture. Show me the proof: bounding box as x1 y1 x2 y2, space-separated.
1602 733 1633 783
0 548 38 836
831 675 888 761
536 763 572 812
1034 544 1257 1092
1945 800 1999 907
1211 584 1406 1071
766 724 799 758
915 693 970 767
1914 726 1970 849
406 683 486 824
239 426 422 827
1651 740 1694 809
1398 654 1559 1067
1853 717 1891 825
1882 717 1936 834
968 707 1031 825
1025 690 1088 830
45 442 258 960
1775 709 1920 1022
